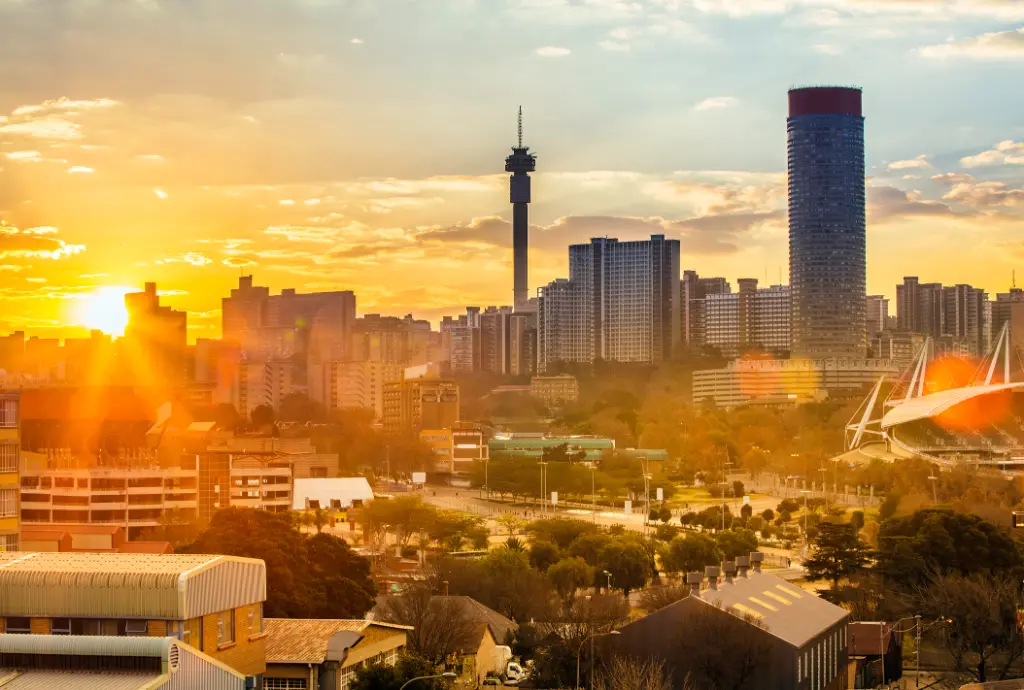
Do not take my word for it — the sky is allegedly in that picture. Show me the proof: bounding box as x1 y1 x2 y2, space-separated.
1 0 1023 342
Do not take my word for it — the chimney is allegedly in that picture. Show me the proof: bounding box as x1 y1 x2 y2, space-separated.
686 571 703 597
723 561 737 584
750 552 764 574
737 555 750 578
704 565 720 590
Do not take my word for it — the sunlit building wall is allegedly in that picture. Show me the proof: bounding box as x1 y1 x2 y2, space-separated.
0 391 18 551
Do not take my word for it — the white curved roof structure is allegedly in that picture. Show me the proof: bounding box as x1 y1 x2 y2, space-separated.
881 382 1024 429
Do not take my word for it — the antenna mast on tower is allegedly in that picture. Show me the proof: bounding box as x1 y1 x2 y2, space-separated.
518 106 523 148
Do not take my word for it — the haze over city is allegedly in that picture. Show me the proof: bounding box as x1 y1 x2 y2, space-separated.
1 0 1024 341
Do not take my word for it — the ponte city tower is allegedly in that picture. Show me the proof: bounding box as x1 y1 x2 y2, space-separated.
787 86 867 358
506 107 537 311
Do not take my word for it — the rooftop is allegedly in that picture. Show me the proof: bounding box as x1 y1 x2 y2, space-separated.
881 383 1024 429
265 619 410 666
0 670 165 690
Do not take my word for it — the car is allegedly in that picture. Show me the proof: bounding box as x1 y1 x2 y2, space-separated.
482 678 502 687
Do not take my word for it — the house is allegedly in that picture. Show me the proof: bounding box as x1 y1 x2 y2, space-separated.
613 553 850 690
0 632 246 688
19 524 173 554
264 618 410 690
847 621 903 688
0 551 267 684
370 595 517 685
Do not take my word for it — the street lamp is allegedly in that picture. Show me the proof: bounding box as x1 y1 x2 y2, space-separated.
575 630 621 690
591 465 598 524
539 461 548 515
603 569 612 591
799 489 811 540
400 672 458 690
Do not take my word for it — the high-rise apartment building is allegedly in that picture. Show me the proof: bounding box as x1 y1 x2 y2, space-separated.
704 280 791 357
0 391 18 552
992 287 1024 354
480 306 513 375
895 277 988 355
382 378 459 434
866 295 889 336
509 314 537 377
539 235 680 371
681 271 731 350
123 282 188 386
788 87 867 358
312 360 403 420
350 314 437 367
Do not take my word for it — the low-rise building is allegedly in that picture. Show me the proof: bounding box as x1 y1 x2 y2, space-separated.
613 554 849 690
692 358 899 408
382 379 459 435
0 552 268 683
488 435 615 461
264 618 409 690
0 391 18 552
0 633 247 689
18 524 171 554
529 375 579 408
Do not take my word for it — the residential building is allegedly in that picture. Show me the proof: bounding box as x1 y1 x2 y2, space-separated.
0 552 268 682
847 621 903 689
871 331 925 367
0 392 16 552
509 313 537 377
480 307 513 375
681 271 731 349
896 278 988 355
539 235 681 370
992 287 1024 353
0 633 247 689
530 374 579 408
264 619 410 690
237 360 303 418
866 295 889 337
693 358 899 408
382 379 459 434
310 360 403 421
788 86 867 358
19 524 172 554
613 554 849 690
123 282 188 386
704 280 790 357
350 314 437 367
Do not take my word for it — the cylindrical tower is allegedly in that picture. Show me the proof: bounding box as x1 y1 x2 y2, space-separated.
787 86 866 358
506 107 536 312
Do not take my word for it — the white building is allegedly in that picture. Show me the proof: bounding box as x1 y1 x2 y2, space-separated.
704 280 790 357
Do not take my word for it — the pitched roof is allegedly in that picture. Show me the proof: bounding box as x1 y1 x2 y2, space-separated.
370 595 517 646
848 622 894 656
264 619 410 665
682 571 848 648
0 670 166 690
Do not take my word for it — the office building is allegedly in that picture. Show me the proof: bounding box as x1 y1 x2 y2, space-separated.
896 277 988 355
506 108 537 311
349 314 438 367
0 392 17 552
382 378 459 434
237 359 302 419
990 287 1024 350
866 295 889 336
788 86 867 358
693 358 898 408
872 331 925 367
311 360 403 421
123 282 188 386
681 271 731 350
538 235 681 370
704 279 790 357
0 551 267 682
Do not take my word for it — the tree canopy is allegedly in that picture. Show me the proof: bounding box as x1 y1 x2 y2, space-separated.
803 521 872 590
662 533 722 576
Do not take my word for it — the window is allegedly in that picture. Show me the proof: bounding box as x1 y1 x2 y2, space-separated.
125 620 148 636
0 534 18 552
51 618 71 635
0 489 16 518
0 444 16 473
0 400 17 428
6 617 30 634
265 680 307 689
182 618 203 650
218 609 235 645
340 666 358 690
248 604 263 635
797 655 801 682
310 467 328 478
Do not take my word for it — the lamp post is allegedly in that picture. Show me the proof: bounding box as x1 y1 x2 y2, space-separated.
575 630 621 690
799 489 811 544
927 475 938 505
399 672 458 690
591 465 597 524
539 461 548 515
882 616 920 689
603 569 612 591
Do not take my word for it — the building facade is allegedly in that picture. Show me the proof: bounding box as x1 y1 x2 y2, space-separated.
704 280 791 357
382 379 459 434
123 283 188 386
866 295 889 337
788 86 867 358
681 271 732 350
530 374 579 408
896 277 988 355
0 392 17 552
311 360 403 421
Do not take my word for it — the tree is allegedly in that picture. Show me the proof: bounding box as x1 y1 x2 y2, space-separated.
251 404 275 428
850 510 865 532
435 549 556 622
913 573 1024 684
777 499 799 514
279 392 325 424
359 495 437 548
351 654 443 690
662 534 722 577
373 585 479 662
715 528 758 560
598 540 650 597
496 513 525 538
740 503 753 520
529 541 562 572
568 532 613 566
183 508 375 619
761 508 775 522
313 507 328 534
638 582 689 612
875 508 1022 586
595 657 677 690
548 557 594 602
803 521 871 590
526 517 601 550
677 605 773 690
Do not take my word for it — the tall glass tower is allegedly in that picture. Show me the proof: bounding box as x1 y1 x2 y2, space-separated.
787 86 866 358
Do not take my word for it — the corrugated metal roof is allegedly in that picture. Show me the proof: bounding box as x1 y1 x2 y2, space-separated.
0 553 265 619
0 633 172 658
0 670 167 690
265 619 370 663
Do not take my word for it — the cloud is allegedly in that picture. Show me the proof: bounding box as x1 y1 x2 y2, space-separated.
689 0 1024 20
961 140 1024 167
4 151 41 161
887 155 931 170
942 180 1024 208
0 225 85 260
350 38 364 44
931 172 976 185
812 44 844 55
535 46 571 57
11 98 119 117
599 40 632 52
0 117 82 140
867 185 956 222
67 166 94 174
158 252 214 266
920 27 1024 59
154 188 169 199
693 96 738 111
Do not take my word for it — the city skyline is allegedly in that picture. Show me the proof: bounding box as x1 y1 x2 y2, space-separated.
1 0 1024 342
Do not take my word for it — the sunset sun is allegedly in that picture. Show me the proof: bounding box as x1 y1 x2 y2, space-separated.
76 286 132 336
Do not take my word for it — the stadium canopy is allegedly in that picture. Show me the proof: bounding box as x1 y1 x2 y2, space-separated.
880 382 1024 429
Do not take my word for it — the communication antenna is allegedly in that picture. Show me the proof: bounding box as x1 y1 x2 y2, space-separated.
518 106 523 148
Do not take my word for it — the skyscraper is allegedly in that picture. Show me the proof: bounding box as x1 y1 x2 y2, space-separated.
787 87 867 358
506 107 537 311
